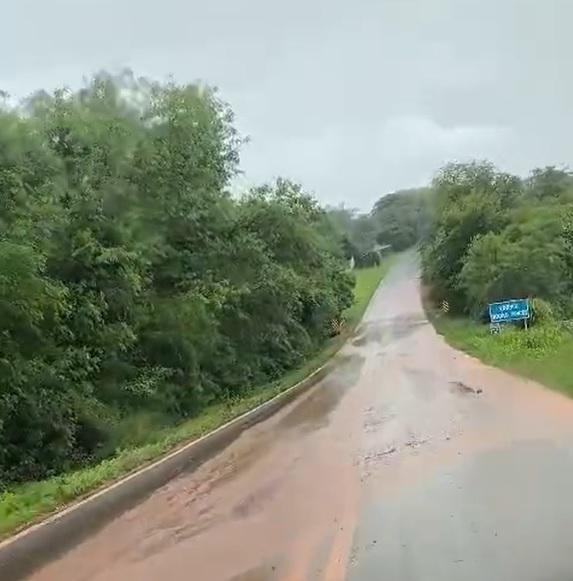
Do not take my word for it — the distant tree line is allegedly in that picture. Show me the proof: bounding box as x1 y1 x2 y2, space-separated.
328 187 430 266
0 72 353 486
422 161 573 317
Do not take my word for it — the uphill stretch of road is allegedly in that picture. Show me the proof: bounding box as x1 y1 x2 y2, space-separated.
29 254 573 580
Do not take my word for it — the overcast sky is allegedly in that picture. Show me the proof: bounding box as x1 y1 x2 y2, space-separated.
2 0 572 210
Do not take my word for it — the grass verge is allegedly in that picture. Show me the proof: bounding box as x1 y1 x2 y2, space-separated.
431 313 573 398
0 259 392 540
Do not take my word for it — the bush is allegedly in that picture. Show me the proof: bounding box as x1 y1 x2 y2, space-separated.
469 324 567 360
531 298 556 325
356 251 381 268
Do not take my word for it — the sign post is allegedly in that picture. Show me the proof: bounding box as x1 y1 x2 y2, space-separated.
488 298 530 329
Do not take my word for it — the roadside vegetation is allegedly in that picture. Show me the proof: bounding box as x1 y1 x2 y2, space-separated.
0 68 399 537
423 161 573 395
0 71 359 491
0 261 390 538
432 313 573 393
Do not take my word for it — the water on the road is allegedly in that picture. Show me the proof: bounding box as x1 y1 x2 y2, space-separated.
28 254 573 580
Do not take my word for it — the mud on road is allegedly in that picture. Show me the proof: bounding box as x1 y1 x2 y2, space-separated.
27 254 573 580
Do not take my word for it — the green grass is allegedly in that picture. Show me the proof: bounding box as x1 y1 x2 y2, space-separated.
432 313 573 398
0 259 392 540
345 257 393 326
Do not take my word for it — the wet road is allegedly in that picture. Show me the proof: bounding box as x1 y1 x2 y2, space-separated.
30 254 573 580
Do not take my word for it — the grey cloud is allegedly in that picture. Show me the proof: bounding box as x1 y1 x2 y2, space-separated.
2 0 572 209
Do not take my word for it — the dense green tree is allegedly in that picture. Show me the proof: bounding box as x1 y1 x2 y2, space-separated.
525 166 573 200
460 217 567 315
423 162 522 311
372 188 430 251
423 161 573 318
0 73 352 486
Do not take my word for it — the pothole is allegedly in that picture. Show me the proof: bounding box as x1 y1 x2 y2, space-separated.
449 380 483 395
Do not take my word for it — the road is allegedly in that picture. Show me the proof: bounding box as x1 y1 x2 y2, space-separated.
29 254 573 580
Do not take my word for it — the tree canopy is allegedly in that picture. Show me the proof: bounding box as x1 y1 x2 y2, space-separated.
327 187 430 267
423 161 573 316
0 72 353 486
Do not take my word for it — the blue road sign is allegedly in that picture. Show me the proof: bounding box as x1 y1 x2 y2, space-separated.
488 299 530 323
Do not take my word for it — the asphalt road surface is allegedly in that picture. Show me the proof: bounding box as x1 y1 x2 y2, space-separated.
29 254 573 580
